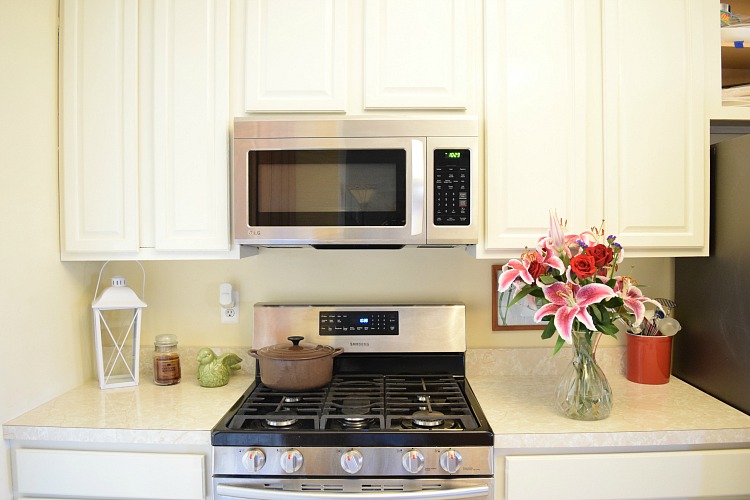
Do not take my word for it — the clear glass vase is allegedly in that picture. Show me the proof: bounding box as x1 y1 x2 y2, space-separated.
555 329 612 420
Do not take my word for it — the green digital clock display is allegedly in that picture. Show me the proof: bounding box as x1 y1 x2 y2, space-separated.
445 151 461 159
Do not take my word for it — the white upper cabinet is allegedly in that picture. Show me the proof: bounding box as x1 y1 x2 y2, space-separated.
59 0 140 255
363 0 468 109
601 0 708 255
243 0 476 113
59 0 246 260
244 0 347 112
480 0 708 258
482 0 602 255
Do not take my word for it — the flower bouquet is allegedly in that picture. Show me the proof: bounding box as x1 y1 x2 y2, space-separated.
497 211 661 420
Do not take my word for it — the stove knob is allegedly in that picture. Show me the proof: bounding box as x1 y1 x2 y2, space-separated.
241 448 266 472
340 449 364 474
279 449 303 473
401 449 425 474
439 449 463 474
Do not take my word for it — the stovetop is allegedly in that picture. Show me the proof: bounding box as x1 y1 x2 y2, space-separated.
227 374 477 431
212 371 492 448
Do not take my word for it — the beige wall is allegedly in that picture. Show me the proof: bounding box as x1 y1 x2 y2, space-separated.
0 1 97 495
138 251 673 350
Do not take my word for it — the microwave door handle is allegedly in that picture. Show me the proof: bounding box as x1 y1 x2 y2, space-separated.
411 139 425 237
216 483 489 500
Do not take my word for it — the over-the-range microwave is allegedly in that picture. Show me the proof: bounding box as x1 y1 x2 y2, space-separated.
232 117 479 248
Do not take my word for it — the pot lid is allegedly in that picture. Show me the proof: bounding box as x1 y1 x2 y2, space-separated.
259 336 337 360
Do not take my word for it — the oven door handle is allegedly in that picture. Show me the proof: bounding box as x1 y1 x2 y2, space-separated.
216 483 489 500
411 138 425 237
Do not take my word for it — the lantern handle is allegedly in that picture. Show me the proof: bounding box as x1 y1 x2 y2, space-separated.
94 260 146 301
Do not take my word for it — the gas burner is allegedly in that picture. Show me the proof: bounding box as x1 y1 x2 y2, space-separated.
412 410 447 428
264 409 299 428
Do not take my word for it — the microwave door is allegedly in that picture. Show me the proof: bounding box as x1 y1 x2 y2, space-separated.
235 137 426 246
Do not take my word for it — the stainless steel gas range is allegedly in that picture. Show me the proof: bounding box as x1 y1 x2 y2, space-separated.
212 304 494 500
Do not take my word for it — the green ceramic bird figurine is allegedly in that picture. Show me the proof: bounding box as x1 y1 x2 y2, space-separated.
196 348 242 388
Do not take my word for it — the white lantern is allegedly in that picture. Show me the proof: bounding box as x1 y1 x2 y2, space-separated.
92 261 147 389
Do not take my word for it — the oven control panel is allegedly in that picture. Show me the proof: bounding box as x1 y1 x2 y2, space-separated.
319 310 399 336
214 446 493 477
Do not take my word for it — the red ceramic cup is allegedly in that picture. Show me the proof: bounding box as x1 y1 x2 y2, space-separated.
626 332 673 384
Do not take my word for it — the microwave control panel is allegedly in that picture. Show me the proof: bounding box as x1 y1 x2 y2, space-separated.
433 149 470 226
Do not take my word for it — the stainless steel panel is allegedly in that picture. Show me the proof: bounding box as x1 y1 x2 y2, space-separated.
252 304 466 353
213 445 492 477
234 117 479 139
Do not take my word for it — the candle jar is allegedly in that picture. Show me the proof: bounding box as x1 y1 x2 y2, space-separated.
153 334 181 386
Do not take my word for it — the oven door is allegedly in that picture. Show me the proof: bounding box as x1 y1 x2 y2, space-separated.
214 477 492 500
233 137 425 246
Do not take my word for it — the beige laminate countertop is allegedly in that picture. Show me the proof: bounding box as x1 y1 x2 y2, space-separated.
4 348 750 450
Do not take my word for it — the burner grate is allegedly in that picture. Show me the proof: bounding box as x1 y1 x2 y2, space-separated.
226 386 326 430
225 374 477 432
321 375 386 430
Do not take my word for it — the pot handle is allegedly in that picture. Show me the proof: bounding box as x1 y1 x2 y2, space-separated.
248 349 259 359
332 347 345 358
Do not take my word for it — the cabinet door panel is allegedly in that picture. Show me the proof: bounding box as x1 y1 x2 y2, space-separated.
602 0 706 253
364 0 469 109
484 0 601 252
245 0 347 112
15 448 204 499
506 449 750 499
59 0 139 254
150 0 231 251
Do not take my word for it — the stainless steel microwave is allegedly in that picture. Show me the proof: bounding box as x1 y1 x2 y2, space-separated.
232 117 478 248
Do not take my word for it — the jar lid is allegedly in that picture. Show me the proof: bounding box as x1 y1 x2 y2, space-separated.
258 336 336 360
154 334 178 346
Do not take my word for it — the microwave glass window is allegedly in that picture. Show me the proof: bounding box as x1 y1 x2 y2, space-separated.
249 149 406 227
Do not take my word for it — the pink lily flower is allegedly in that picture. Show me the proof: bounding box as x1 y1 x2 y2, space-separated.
498 250 565 292
533 280 616 343
614 278 663 326
497 259 533 292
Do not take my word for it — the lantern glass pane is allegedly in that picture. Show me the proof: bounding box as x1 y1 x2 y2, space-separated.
96 309 139 385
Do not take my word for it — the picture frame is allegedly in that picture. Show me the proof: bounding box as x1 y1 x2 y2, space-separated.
491 264 545 331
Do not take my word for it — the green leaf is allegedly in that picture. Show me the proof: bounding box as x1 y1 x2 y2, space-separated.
505 285 532 308
540 320 556 340
590 304 603 322
538 275 559 285
596 321 619 336
552 335 566 356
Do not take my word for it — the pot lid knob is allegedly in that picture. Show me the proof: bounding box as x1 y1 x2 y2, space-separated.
288 336 304 346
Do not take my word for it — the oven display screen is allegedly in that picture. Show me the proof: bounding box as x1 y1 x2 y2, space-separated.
319 311 399 335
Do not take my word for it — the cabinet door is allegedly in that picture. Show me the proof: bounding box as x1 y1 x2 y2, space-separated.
244 0 347 112
148 0 231 251
59 0 139 255
483 0 602 255
363 0 470 109
15 448 204 499
505 449 750 500
602 0 707 255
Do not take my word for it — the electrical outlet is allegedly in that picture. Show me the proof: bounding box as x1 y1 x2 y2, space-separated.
220 291 239 324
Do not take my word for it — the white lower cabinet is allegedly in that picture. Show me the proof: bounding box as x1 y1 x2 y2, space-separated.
12 446 209 500
495 448 750 500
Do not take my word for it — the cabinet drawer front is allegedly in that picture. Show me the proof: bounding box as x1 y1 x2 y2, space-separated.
506 449 750 500
15 448 204 499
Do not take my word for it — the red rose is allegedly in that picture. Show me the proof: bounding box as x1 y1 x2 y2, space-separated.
528 261 545 280
587 244 613 267
570 254 597 279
